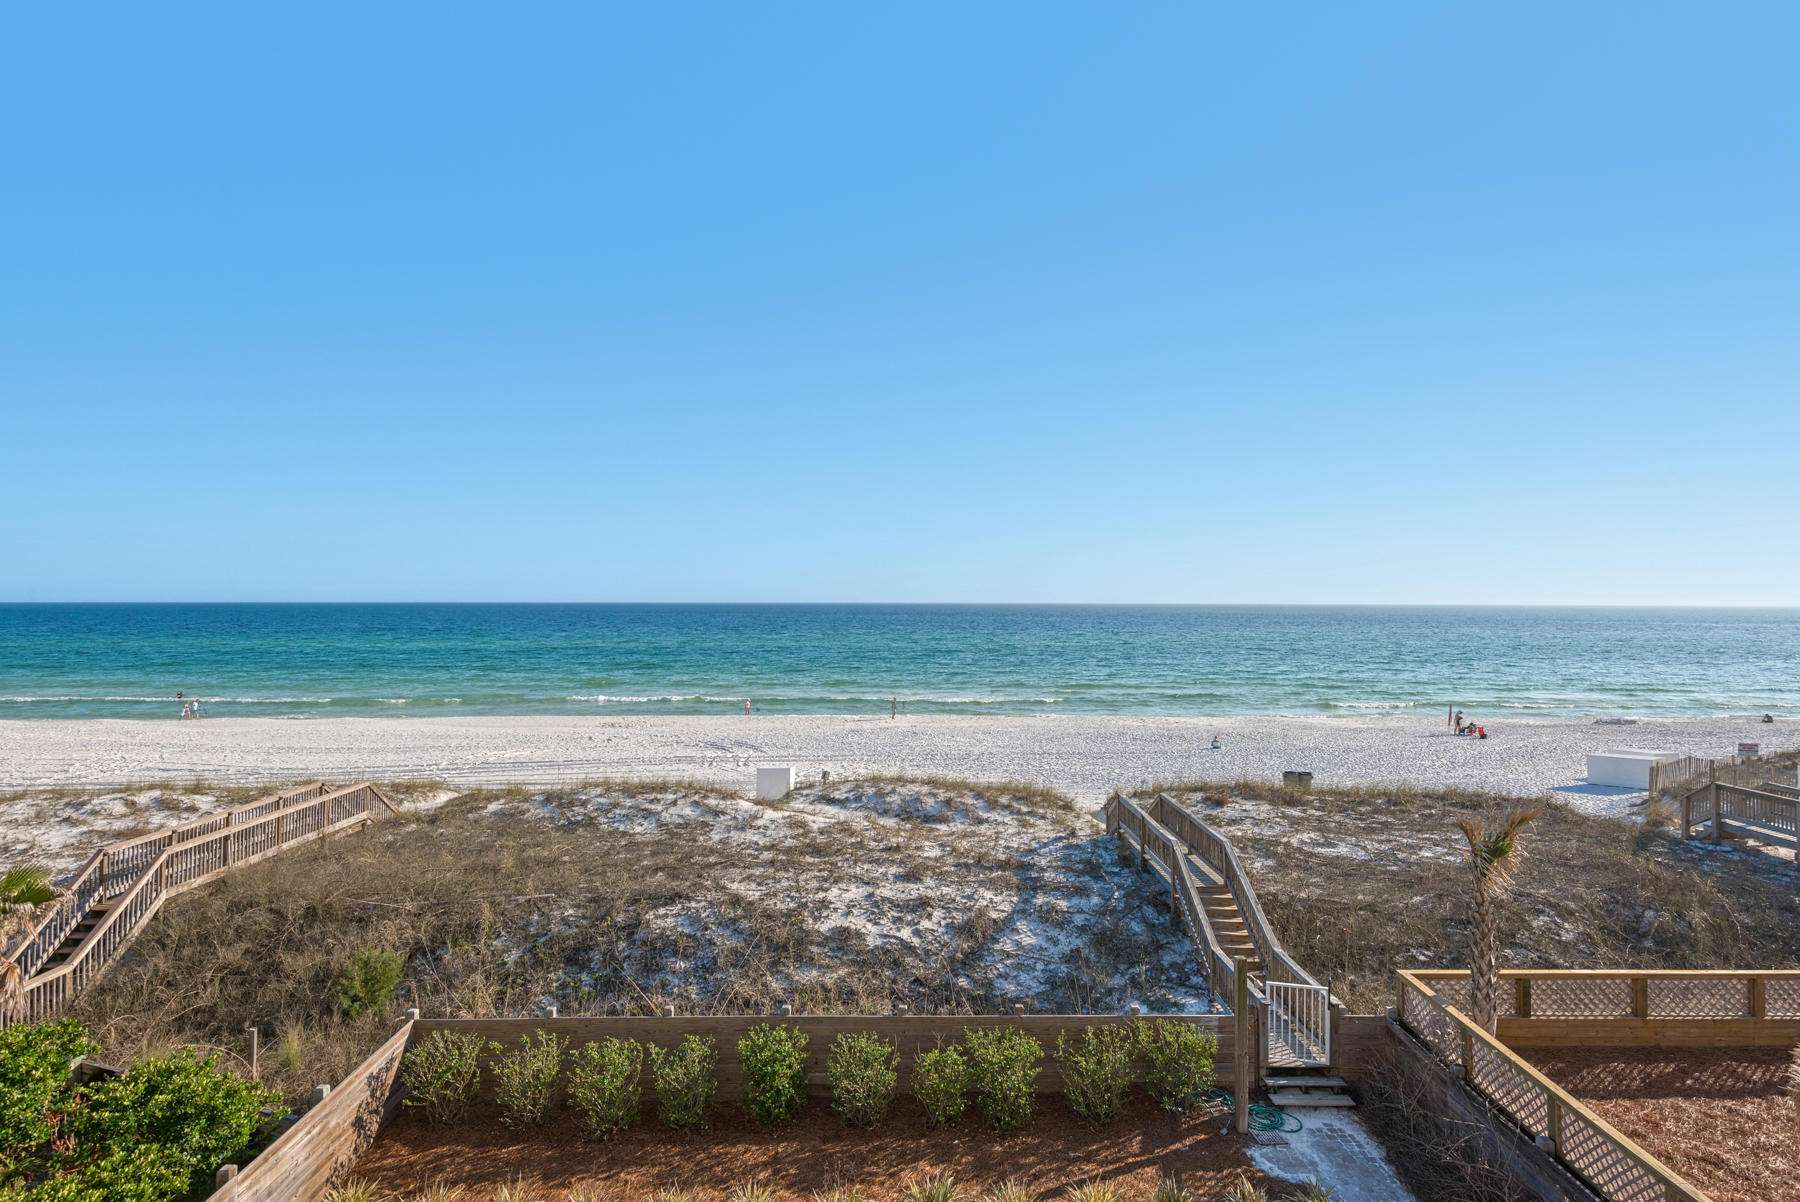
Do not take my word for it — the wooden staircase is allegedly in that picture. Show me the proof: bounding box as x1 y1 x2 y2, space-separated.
39 904 110 974
1190 862 1264 976
4 781 395 1029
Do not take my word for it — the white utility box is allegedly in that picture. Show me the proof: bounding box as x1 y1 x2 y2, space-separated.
755 767 796 800
1585 749 1679 790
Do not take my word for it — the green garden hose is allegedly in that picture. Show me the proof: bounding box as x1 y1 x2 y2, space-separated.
1209 1088 1305 1133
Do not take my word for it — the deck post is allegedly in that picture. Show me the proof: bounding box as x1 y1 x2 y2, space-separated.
1631 977 1650 1019
1233 956 1250 1135
1515 976 1531 1019
1709 762 1721 843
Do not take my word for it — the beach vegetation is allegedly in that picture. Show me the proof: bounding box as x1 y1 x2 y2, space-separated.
1457 808 1540 1032
827 1030 899 1127
1220 1181 1270 1202
1061 1182 1117 1202
978 1180 1036 1202
492 1029 565 1128
333 946 405 1018
1133 1018 1218 1114
0 864 55 908
566 1036 645 1137
1148 1175 1189 1202
738 1022 809 1126
1056 1025 1134 1124
400 1029 487 1126
15 1043 279 1202
649 1034 717 1129
912 1045 968 1128
901 1174 961 1202
963 1025 1042 1131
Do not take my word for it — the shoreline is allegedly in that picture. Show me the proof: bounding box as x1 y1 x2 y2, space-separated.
1 713 1789 811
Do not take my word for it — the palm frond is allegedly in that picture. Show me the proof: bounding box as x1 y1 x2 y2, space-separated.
0 864 54 907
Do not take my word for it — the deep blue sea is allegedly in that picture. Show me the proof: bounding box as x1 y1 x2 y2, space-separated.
0 605 1796 720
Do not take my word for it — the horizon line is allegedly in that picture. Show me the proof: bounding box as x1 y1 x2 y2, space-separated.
5 600 1800 610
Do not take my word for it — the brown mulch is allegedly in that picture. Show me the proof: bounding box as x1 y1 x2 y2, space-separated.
351 1096 1278 1200
1522 1047 1798 1202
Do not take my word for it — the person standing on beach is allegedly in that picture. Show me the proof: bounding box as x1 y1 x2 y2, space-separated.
891 697 897 719
744 698 751 715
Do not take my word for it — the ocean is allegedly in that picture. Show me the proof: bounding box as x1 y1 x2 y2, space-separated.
0 604 1795 720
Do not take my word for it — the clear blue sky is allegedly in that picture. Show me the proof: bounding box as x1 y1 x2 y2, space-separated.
3 4 1796 603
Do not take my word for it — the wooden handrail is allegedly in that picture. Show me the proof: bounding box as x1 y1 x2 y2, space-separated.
5 782 386 1027
1149 794 1322 991
1103 794 1250 1006
1397 969 1710 1202
1408 968 1800 981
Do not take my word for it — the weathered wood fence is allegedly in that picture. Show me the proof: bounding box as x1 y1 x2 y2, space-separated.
1396 968 1800 1202
3 781 395 1027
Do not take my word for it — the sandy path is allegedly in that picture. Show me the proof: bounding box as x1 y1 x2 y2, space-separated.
1 714 1789 812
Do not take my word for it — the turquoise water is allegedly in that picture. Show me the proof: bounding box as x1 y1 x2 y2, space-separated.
0 604 1796 719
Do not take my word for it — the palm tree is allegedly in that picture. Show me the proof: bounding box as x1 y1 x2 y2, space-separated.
0 864 55 907
1457 808 1539 1033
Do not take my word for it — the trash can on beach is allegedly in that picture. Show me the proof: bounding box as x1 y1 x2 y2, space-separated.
1282 770 1314 789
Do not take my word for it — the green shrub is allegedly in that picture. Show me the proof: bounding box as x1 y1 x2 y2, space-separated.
400 1029 487 1125
333 947 405 1018
323 1179 382 1202
22 1145 190 1202
566 1037 644 1137
962 1025 1042 1132
1057 1025 1134 1124
648 1035 717 1129
1133 1019 1217 1115
492 1030 565 1128
60 1049 279 1200
1287 1184 1336 1202
827 1031 897 1127
738 1023 809 1126
912 1046 968 1129
1221 1180 1270 1202
0 1018 97 1164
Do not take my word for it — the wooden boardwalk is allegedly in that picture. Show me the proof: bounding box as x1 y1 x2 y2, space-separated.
2 781 395 1027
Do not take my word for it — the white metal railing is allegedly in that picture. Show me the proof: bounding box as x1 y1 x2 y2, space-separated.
1265 979 1332 1066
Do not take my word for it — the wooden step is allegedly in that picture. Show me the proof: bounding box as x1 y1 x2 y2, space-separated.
1266 1089 1355 1108
1263 1075 1346 1091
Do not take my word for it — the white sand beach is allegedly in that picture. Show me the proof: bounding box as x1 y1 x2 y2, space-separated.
1 713 1788 810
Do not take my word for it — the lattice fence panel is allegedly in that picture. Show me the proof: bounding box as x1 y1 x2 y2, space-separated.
1764 977 1800 1018
1648 976 1746 1018
1560 1107 1666 1202
1467 1040 1548 1138
1400 984 1461 1064
1418 974 1526 1018
1531 976 1632 1018
1429 976 1472 1012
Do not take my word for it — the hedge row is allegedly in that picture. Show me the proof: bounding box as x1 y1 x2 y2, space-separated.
400 1019 1217 1135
